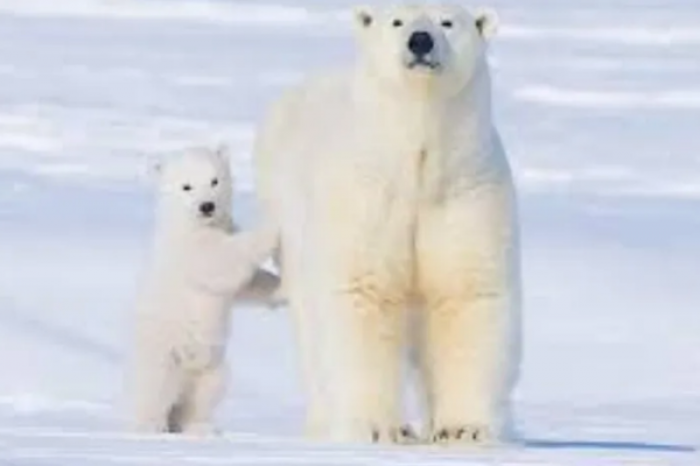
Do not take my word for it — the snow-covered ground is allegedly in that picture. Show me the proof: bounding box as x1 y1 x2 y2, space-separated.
1 0 699 464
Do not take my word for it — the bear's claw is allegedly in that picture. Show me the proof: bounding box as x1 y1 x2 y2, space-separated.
431 425 492 445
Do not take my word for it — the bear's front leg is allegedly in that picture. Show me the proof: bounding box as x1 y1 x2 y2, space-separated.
322 278 409 444
423 292 517 445
310 167 416 444
417 187 521 446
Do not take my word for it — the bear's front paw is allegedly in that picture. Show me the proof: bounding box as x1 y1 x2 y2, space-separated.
334 422 417 445
371 425 420 445
431 424 493 446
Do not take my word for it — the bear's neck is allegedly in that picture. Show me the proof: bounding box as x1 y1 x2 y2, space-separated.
354 62 492 136
353 63 493 160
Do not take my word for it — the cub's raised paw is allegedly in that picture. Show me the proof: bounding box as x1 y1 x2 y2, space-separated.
431 425 493 446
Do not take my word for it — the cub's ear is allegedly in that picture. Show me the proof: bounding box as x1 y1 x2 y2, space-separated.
213 143 231 163
474 7 499 40
353 6 375 32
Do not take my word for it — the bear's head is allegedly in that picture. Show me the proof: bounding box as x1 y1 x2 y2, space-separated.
353 3 498 95
150 145 233 229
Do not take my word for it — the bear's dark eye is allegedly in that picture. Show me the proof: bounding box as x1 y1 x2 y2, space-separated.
182 184 192 192
211 178 219 187
441 19 454 29
392 18 403 28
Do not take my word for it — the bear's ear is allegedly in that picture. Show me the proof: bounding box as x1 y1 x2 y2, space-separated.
353 6 374 30
474 7 499 40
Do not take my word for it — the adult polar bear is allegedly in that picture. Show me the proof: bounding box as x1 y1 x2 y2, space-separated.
255 3 521 445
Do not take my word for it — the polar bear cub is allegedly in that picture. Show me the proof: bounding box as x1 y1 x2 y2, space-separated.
128 146 279 435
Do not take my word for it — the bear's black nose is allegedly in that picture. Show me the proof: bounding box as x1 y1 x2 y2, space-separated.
199 202 216 216
408 31 434 57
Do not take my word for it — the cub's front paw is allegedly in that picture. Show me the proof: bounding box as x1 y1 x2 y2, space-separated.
431 424 493 446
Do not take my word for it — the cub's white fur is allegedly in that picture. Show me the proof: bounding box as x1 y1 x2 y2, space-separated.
128 146 279 434
255 4 520 445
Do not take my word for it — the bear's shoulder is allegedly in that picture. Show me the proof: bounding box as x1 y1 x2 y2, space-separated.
278 69 354 114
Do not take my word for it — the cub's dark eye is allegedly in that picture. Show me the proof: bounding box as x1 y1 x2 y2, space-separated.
211 178 219 187
182 184 192 192
392 18 403 28
441 19 454 29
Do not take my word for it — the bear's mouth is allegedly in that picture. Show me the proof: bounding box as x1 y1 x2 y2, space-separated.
407 57 441 72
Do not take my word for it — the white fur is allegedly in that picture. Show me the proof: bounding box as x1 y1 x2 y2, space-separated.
254 3 521 445
128 147 279 435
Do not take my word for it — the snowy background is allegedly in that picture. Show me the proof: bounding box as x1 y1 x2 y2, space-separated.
0 0 699 464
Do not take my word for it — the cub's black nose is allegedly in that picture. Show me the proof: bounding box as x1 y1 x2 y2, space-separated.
408 31 434 57
199 202 216 216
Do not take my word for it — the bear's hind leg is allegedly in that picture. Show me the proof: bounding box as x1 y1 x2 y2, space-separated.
166 402 185 433
130 357 183 434
178 366 226 436
296 308 331 440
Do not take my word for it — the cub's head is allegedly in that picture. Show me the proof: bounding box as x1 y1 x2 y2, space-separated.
353 3 498 94
150 145 233 227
